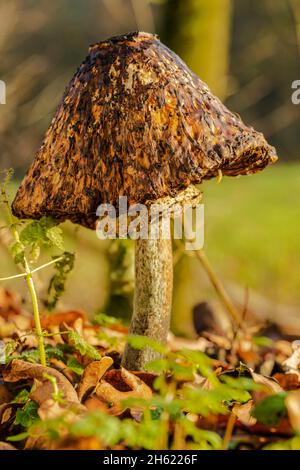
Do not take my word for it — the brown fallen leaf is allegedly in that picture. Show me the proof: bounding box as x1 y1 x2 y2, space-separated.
232 400 257 426
84 396 108 412
0 384 12 405
105 369 157 390
24 434 54 450
202 332 232 350
273 372 300 391
55 436 104 450
49 358 78 384
0 403 15 426
285 390 300 433
96 367 152 413
249 368 283 394
282 340 300 378
168 332 211 352
0 289 32 333
3 359 79 403
0 441 17 450
0 288 22 319
37 310 86 329
77 356 113 402
38 398 85 421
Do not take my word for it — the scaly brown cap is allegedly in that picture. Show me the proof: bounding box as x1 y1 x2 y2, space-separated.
12 31 277 229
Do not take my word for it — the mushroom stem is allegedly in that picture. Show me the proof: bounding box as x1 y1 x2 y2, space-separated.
122 237 173 370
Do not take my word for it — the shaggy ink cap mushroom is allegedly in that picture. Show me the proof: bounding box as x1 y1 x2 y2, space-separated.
12 31 277 227
12 32 278 371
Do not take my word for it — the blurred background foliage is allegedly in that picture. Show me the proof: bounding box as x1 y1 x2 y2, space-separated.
0 0 299 335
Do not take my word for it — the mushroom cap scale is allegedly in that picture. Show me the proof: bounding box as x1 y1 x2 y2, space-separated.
12 31 277 229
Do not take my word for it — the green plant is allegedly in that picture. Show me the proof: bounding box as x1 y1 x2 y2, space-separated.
0 170 74 366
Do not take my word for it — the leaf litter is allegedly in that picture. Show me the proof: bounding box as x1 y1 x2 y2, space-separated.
1 287 300 450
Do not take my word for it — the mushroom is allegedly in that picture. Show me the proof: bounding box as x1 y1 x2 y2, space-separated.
12 32 278 370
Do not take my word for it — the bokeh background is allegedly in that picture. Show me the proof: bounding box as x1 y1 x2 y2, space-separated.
0 0 299 336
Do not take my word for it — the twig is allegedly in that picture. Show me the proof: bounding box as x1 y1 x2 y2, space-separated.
222 413 236 450
194 250 241 325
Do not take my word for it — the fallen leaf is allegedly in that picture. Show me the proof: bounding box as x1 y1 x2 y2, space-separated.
0 384 12 405
78 357 113 402
0 441 17 450
55 436 104 450
282 341 300 378
49 358 77 384
168 332 211 352
0 288 22 319
37 310 85 329
0 403 15 425
273 372 300 391
286 391 300 433
232 400 257 426
3 359 79 403
96 367 152 413
249 368 283 394
38 398 85 421
84 396 108 412
105 369 157 390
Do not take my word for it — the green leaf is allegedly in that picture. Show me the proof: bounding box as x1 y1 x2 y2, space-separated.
10 240 25 265
17 349 41 363
4 340 18 363
94 312 122 327
17 345 66 364
45 252 75 310
252 336 273 347
126 335 167 355
14 400 39 428
145 359 169 373
19 217 63 249
7 432 29 442
11 389 30 404
70 411 120 446
46 225 64 250
252 393 287 426
68 330 101 360
67 356 84 375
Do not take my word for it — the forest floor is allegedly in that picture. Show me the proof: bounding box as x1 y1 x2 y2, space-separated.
1 288 300 450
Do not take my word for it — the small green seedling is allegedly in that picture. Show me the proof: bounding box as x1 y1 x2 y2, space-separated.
0 170 74 366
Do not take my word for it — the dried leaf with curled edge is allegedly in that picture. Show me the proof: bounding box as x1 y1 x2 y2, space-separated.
282 341 300 379
77 356 113 402
95 367 152 413
286 391 300 433
0 403 16 426
12 31 277 228
232 400 257 426
3 359 79 404
38 398 85 421
249 368 283 394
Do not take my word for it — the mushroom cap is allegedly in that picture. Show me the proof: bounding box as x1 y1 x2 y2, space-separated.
12 31 278 229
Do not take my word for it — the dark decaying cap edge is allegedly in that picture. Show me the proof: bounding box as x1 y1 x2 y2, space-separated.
12 31 278 229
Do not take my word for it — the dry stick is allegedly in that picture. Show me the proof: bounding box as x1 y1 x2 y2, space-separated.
194 250 241 326
1 193 46 366
222 413 237 450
